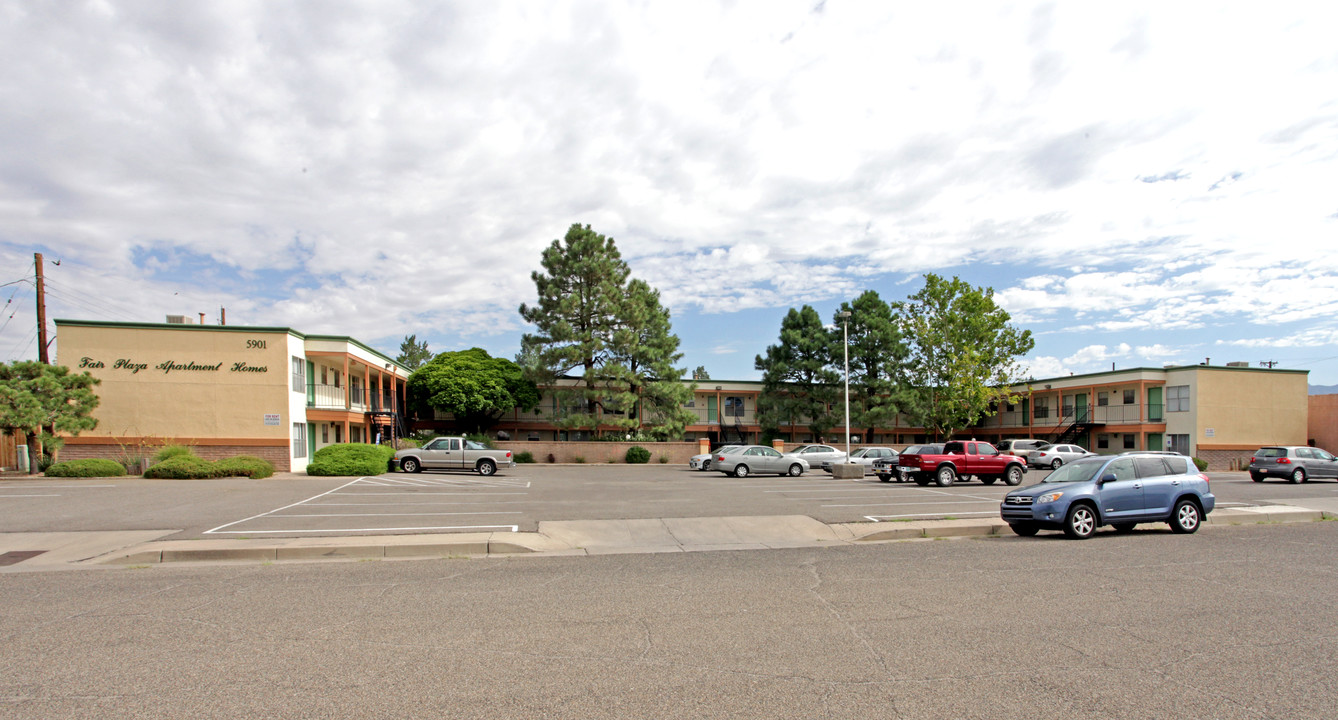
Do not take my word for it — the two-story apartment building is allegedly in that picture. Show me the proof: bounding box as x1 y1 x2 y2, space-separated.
52 319 409 472
459 364 1307 469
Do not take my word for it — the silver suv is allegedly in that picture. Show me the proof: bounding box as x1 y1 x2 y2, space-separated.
998 438 1047 457
1249 446 1338 483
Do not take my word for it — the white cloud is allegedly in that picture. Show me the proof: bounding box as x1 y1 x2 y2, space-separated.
2 1 1337 382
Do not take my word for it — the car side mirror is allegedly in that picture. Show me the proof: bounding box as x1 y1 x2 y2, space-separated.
1099 473 1118 483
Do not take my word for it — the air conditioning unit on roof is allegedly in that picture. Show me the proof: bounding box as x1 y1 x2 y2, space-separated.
1226 361 1249 367
165 315 194 324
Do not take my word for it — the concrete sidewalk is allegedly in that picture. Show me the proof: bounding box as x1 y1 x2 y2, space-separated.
56 504 1328 567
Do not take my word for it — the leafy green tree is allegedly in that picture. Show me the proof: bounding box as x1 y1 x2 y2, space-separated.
894 274 1034 440
754 306 840 439
692 366 710 380
0 361 100 470
518 224 693 438
406 348 540 434
396 334 432 371
836 291 910 441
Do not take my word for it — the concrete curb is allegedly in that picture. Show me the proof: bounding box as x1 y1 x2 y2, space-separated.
97 507 1334 565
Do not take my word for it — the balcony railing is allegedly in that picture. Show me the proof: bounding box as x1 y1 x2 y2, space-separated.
308 384 397 412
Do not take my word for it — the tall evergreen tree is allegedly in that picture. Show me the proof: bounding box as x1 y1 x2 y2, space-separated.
0 361 100 469
395 334 432 370
754 306 841 440
608 279 696 438
894 274 1034 440
519 224 692 438
836 290 910 441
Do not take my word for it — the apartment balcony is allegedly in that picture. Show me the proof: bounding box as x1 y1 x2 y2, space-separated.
308 384 397 413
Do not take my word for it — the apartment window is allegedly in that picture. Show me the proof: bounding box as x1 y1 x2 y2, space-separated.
293 423 307 458
1168 434 1190 455
527 432 540 441
321 366 328 384
334 425 342 443
724 396 745 417
1034 398 1049 419
291 357 305 392
1167 385 1190 412
1123 434 1136 449
1123 389 1135 404
684 399 695 408
1097 435 1109 449
1097 392 1109 407
321 425 329 444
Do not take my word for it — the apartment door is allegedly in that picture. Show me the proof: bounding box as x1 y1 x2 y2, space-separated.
1147 387 1163 422
1075 394 1089 423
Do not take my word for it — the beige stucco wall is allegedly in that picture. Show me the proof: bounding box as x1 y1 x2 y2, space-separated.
1193 368 1308 448
55 323 296 441
1307 394 1338 451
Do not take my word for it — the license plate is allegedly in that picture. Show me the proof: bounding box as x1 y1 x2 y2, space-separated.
896 466 915 473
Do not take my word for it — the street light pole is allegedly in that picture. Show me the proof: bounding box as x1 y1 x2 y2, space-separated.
840 310 851 461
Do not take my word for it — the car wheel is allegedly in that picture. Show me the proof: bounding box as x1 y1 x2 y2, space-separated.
1050 458 1063 470
980 476 997 485
1290 468 1306 484
877 474 891 482
935 466 956 487
1170 499 1201 533
1063 503 1097 539
787 463 803 477
1009 522 1039 537
702 460 711 471
898 471 910 483
400 458 421 473
1004 465 1024 486
476 459 496 476
1249 471 1262 482
1112 522 1137 533
734 464 750 478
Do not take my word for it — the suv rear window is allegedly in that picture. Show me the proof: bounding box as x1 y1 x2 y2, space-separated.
1256 447 1287 458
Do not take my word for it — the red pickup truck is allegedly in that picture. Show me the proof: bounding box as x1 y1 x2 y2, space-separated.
896 440 1026 487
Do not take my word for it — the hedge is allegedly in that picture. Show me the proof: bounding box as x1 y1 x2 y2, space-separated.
307 443 397 476
154 445 195 463
624 446 651 464
215 455 275 479
44 458 126 478
144 455 219 479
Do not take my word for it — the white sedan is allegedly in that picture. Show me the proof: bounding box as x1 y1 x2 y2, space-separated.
714 445 810 477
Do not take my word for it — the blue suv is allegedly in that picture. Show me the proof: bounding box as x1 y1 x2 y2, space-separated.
1000 452 1215 539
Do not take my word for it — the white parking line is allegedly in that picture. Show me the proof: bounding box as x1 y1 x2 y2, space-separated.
274 511 523 518
208 524 520 534
865 511 999 521
0 494 61 498
824 499 1004 508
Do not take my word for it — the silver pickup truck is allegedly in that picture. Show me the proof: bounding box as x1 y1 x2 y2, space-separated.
393 437 515 476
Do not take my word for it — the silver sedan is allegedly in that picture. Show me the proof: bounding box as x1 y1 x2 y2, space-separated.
714 445 810 477
689 445 740 471
1026 443 1096 469
821 446 898 473
783 444 847 469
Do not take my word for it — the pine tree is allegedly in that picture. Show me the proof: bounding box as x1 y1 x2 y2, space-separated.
519 224 692 438
754 306 841 439
837 291 909 441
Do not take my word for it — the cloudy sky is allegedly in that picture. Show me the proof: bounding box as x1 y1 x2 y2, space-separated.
3 1 1336 386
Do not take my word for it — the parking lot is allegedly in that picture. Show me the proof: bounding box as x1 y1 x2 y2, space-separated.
5 463 1333 541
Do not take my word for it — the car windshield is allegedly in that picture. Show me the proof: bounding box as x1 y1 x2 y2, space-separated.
1255 447 1286 458
1042 457 1105 484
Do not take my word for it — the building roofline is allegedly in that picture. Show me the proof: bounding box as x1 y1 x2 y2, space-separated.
53 318 409 373
1016 364 1308 385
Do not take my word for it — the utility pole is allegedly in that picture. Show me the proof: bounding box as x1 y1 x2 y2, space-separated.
34 252 48 364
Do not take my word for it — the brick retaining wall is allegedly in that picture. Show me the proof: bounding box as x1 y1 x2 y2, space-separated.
58 442 292 472
495 441 698 464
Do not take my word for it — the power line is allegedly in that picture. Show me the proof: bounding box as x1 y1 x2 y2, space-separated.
42 277 145 323
42 284 141 323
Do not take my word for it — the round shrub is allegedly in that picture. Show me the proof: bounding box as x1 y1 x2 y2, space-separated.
144 455 219 479
1192 456 1208 471
44 458 126 478
624 446 651 464
215 455 275 479
514 450 535 464
307 443 397 476
154 445 195 463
